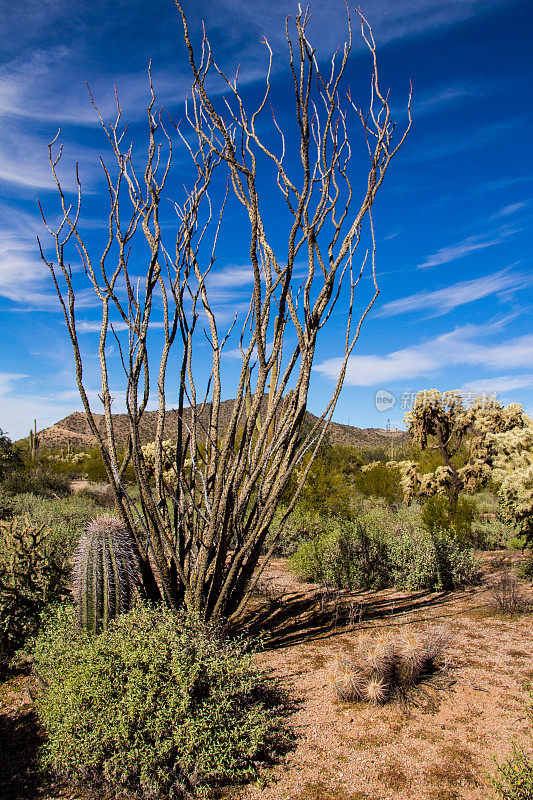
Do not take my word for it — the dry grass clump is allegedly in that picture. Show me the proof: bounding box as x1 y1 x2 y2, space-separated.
489 571 531 615
332 629 450 705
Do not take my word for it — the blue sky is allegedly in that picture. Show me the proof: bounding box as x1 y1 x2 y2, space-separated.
1 0 532 440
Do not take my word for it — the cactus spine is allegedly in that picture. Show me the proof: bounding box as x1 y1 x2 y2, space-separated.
73 515 140 634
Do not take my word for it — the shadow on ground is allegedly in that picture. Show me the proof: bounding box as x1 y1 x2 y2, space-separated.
0 708 42 800
236 581 489 650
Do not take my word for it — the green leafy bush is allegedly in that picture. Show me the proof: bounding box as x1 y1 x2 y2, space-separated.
0 516 70 675
0 428 23 480
286 444 362 518
387 524 480 591
2 468 70 498
35 604 286 798
517 556 533 583
421 495 477 540
288 512 479 592
354 462 402 504
265 507 337 557
488 747 533 800
11 492 101 551
288 518 390 590
0 486 14 520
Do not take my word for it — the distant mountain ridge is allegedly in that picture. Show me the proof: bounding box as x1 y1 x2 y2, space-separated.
20 398 409 450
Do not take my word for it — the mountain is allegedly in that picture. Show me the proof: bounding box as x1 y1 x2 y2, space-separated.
20 399 409 450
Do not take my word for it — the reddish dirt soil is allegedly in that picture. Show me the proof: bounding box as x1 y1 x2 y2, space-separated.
1 551 532 800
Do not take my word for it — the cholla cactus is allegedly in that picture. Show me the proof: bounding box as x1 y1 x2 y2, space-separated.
398 391 526 513
141 439 192 486
487 415 533 545
73 515 140 634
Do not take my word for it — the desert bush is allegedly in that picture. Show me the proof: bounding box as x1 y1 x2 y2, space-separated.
289 511 479 592
421 494 477 541
0 486 14 520
285 444 362 519
0 516 70 675
2 468 70 498
387 523 479 591
0 428 23 480
76 482 115 508
354 461 402 504
488 746 533 800
35 603 286 798
518 556 533 583
332 629 449 704
10 492 101 553
265 507 340 557
288 518 390 590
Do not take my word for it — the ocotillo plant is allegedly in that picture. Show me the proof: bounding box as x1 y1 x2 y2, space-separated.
73 515 140 634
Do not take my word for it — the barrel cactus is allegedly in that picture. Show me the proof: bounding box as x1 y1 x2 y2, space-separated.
73 515 140 634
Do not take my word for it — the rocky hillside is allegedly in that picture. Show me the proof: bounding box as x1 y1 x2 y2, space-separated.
22 399 409 450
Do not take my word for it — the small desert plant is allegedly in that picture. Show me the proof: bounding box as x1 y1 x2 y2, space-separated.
35 603 287 798
489 572 531 615
332 629 449 705
73 515 141 633
518 556 533 583
488 746 533 800
0 516 70 675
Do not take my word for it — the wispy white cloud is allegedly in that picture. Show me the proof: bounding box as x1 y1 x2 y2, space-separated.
314 324 533 387
460 374 533 396
0 372 72 440
0 232 54 305
417 231 513 269
208 265 255 288
377 269 529 317
490 201 529 219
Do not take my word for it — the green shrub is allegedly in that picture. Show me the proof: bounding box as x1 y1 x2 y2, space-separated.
488 747 533 800
265 506 337 557
518 556 533 583
0 428 23 480
288 512 479 592
2 468 71 498
35 604 287 798
354 462 402 504
76 482 115 507
387 524 480 591
0 486 14 520
10 492 101 552
288 518 389 590
421 494 477 540
0 516 70 676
